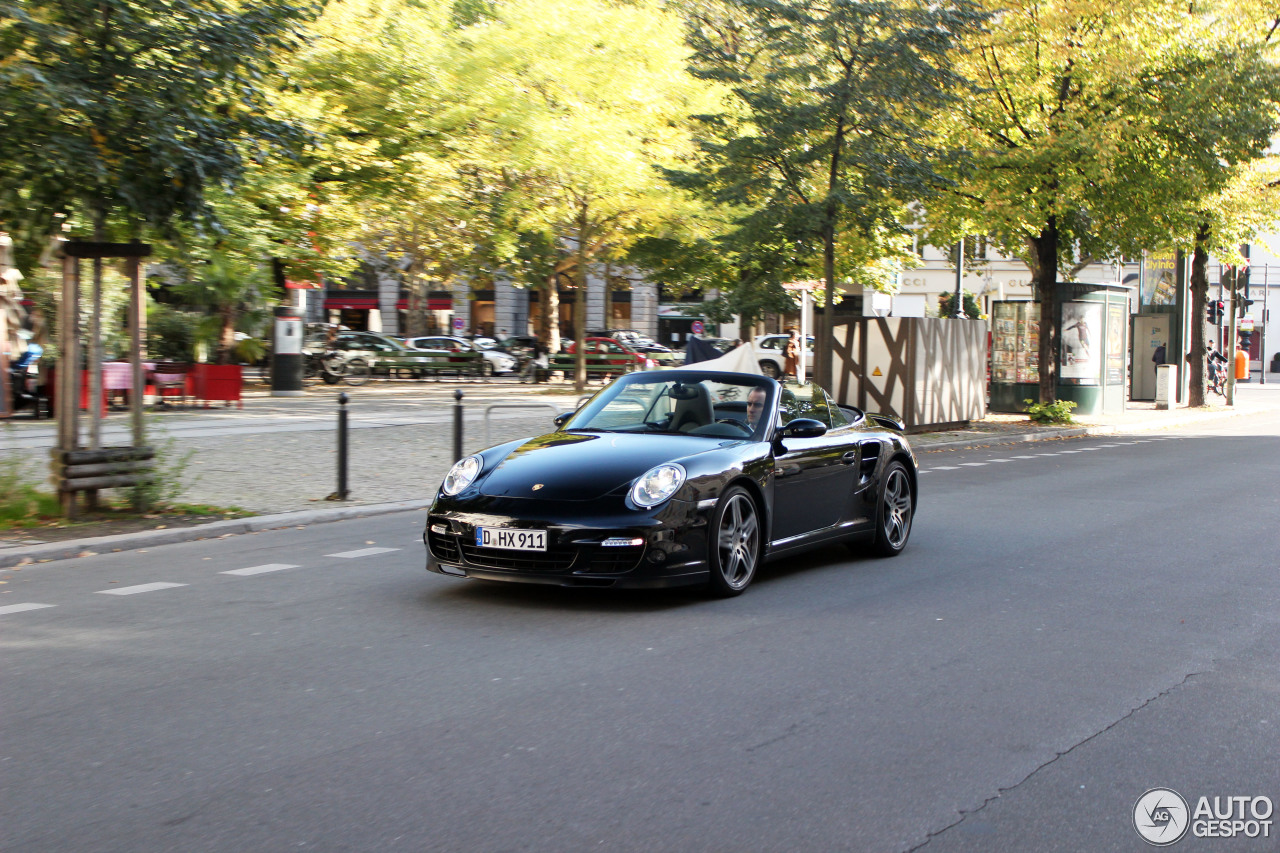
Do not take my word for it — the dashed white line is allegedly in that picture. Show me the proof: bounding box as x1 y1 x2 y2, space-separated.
958 462 988 467
326 547 400 559
1012 455 1039 459
96 582 188 596
930 466 960 471
986 458 1015 463
1058 450 1082 454
221 563 300 577
0 603 56 616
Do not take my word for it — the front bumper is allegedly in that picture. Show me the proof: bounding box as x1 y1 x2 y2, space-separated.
424 495 713 589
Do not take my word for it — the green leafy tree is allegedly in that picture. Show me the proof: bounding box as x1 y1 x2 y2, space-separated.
0 0 321 253
936 0 1280 403
679 0 988 387
443 0 722 389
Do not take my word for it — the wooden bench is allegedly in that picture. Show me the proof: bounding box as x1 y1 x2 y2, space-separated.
547 354 639 381
401 351 485 381
51 446 155 504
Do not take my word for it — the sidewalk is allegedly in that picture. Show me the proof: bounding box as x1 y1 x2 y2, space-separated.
4 379 1279 568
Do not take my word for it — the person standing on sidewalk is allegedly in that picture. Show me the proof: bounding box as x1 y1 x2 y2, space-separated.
783 329 801 379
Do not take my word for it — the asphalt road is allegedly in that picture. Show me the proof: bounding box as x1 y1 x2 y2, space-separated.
3 412 1279 852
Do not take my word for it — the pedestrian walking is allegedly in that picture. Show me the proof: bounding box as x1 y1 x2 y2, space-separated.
783 329 801 378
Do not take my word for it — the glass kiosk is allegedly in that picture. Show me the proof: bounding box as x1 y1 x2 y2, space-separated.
990 283 1131 416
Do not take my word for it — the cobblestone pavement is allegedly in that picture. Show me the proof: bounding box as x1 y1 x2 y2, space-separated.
4 376 1279 515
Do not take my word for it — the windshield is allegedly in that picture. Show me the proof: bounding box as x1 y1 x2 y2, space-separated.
563 372 773 440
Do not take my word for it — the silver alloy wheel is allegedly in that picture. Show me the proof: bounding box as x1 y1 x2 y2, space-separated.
881 467 913 549
717 493 760 589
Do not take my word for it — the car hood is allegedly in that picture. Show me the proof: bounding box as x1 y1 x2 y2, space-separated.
478 431 730 501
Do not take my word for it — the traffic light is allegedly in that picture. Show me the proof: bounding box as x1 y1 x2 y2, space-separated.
1207 299 1224 325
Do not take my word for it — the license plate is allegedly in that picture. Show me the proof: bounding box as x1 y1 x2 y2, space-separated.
475 527 546 551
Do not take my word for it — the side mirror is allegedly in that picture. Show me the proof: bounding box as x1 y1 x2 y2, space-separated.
554 411 573 427
778 418 827 439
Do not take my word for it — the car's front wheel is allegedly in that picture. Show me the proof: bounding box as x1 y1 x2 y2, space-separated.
707 486 761 597
871 461 913 556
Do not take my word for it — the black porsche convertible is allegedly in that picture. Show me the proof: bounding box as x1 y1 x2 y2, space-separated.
424 369 917 596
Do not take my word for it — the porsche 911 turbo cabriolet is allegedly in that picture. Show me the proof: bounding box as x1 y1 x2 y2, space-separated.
424 369 917 596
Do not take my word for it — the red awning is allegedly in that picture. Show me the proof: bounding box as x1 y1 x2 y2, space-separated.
326 295 453 311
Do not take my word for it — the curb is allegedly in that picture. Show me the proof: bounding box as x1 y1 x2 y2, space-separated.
0 499 434 570
916 402 1273 453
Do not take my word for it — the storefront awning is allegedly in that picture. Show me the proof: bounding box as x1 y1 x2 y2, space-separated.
325 295 453 311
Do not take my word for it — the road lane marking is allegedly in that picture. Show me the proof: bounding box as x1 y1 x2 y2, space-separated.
958 462 987 467
986 458 1014 462
96 582 188 596
326 547 400 559
0 603 56 616
930 466 959 470
1058 450 1082 454
1012 455 1039 459
222 564 300 576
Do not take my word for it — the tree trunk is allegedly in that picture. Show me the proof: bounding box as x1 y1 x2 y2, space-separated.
573 213 589 393
1187 224 1211 407
406 269 429 337
818 219 835 389
1028 218 1061 404
218 304 236 364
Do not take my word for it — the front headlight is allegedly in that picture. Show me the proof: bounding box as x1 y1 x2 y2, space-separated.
630 463 686 509
442 455 483 495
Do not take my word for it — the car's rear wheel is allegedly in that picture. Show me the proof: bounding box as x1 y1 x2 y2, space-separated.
758 360 781 379
707 486 761 597
871 461 913 557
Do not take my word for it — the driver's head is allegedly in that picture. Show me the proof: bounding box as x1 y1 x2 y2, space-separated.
746 386 768 426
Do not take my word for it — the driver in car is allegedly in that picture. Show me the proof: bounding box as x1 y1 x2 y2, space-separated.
746 386 768 429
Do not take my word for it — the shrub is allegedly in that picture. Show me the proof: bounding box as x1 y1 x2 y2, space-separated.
1024 398 1078 424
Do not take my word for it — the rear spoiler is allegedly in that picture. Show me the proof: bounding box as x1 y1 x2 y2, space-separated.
866 412 905 432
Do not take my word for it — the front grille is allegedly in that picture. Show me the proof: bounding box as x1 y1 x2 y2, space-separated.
459 542 578 572
585 547 645 574
427 527 460 562
433 520 647 575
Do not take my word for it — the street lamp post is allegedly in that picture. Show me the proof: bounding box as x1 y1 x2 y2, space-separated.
952 239 967 319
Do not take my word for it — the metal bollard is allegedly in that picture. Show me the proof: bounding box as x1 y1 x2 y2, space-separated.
336 391 349 500
453 389 464 462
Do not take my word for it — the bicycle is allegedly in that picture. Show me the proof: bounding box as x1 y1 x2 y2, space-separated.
1207 350 1228 397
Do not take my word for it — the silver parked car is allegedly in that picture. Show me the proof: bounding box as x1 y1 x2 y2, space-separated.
404 336 517 376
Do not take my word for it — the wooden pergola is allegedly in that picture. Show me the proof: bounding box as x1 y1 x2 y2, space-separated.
54 241 152 516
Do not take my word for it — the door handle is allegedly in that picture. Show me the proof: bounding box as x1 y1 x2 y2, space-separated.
841 451 859 464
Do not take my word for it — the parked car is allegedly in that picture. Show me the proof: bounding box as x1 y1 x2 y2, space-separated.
754 333 815 378
331 331 454 377
403 335 516 376
563 337 653 369
588 329 678 364
424 369 916 596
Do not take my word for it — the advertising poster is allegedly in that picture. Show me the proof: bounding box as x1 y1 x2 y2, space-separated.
1106 303 1125 384
1060 302 1102 382
1142 254 1177 307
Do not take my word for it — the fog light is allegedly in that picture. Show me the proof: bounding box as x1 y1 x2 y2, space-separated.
602 537 645 547
430 523 450 534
